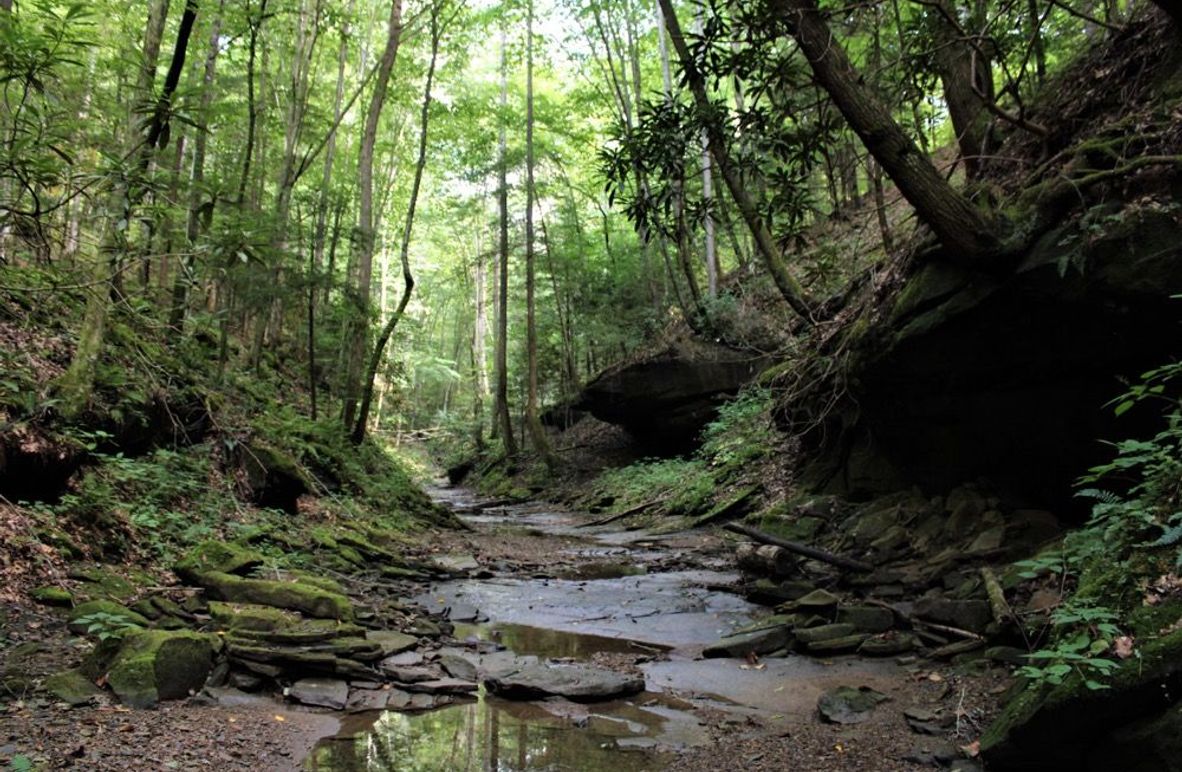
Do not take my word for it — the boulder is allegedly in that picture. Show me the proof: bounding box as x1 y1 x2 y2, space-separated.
913 598 992 634
234 443 309 513
485 664 645 702
98 630 214 709
837 605 896 633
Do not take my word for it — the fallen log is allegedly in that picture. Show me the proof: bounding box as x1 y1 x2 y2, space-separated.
579 499 659 528
723 522 874 573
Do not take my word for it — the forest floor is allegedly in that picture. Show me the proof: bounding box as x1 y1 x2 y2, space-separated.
1 483 1005 770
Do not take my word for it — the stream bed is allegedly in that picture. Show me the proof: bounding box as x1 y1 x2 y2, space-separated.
302 489 900 770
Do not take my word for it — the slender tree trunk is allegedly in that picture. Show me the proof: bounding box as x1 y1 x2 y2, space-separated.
472 216 488 450
493 17 517 456
775 0 1001 261
169 0 223 333
695 8 717 299
312 0 353 313
351 0 442 445
342 0 404 430
523 0 556 467
236 0 267 207
657 0 814 323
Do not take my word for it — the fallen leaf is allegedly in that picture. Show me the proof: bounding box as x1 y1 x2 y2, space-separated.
274 715 286 722
962 740 981 758
1114 636 1135 659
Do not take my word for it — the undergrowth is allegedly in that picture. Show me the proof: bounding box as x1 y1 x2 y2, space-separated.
1014 361 1182 690
578 386 778 519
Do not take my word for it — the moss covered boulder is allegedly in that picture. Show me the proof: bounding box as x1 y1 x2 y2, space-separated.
174 541 264 584
90 630 214 709
198 572 353 621
31 586 73 607
981 629 1182 771
44 669 103 706
67 600 150 636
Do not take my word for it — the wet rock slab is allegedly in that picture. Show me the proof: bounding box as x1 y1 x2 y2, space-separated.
485 663 645 702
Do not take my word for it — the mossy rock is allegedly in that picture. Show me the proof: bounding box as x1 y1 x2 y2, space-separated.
175 541 264 584
31 586 73 607
981 628 1182 770
43 668 103 706
102 630 214 709
67 600 150 636
286 571 346 596
198 571 353 621
67 565 142 601
228 619 365 645
209 601 302 632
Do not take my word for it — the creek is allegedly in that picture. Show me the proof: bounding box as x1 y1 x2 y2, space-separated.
302 487 899 770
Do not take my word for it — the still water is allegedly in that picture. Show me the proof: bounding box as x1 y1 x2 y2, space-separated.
304 689 673 772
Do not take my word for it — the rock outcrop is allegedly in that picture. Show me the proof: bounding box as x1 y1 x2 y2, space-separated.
576 336 771 452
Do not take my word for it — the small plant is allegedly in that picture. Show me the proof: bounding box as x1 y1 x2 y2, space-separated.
72 611 141 642
1017 602 1124 690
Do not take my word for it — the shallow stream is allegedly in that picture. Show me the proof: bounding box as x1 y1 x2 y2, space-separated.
303 488 898 770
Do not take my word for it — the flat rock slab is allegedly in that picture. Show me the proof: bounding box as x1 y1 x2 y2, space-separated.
346 687 391 713
289 678 349 709
703 626 790 658
818 685 889 724
367 630 418 656
404 678 479 695
440 653 479 681
485 664 645 702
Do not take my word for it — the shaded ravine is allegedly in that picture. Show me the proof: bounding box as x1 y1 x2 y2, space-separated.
303 486 900 770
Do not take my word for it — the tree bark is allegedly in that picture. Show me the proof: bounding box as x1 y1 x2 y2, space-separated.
342 0 404 430
351 0 442 445
493 18 517 456
169 0 224 334
926 0 994 178
523 0 556 468
776 0 1001 261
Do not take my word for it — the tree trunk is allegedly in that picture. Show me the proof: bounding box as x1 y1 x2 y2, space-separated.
169 0 223 334
657 0 815 323
472 214 488 449
776 0 1001 262
351 0 441 445
523 0 556 468
927 0 994 178
493 18 517 456
236 0 267 207
342 0 404 430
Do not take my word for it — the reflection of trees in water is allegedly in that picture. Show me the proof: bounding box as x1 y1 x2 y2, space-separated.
306 694 656 771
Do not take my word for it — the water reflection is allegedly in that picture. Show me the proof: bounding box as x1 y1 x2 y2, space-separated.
452 622 666 659
305 692 669 772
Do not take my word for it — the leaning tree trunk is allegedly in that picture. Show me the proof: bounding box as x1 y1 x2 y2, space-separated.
657 0 815 323
776 0 1001 262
